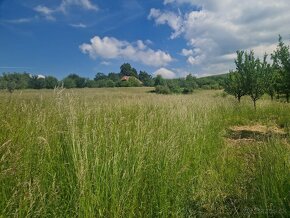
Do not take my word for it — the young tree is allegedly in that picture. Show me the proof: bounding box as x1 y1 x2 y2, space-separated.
264 66 277 100
244 52 266 109
224 71 246 103
271 35 290 102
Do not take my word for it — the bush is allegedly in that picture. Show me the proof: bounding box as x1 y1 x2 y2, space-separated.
182 87 194 94
155 85 171 94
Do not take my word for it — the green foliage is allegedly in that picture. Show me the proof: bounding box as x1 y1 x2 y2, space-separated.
0 78 7 89
86 80 98 88
120 63 138 77
166 79 182 93
139 71 154 86
45 76 59 89
29 76 46 89
225 50 268 108
196 74 226 89
94 72 107 81
62 74 87 88
271 35 290 102
1 72 30 89
7 81 16 93
155 85 171 94
62 77 76 88
117 77 141 87
154 75 166 86
182 87 194 94
224 71 245 102
96 79 115 88
107 72 120 82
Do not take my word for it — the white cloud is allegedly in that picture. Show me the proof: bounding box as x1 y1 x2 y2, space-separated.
4 18 34 24
100 61 111 66
34 0 98 21
80 36 173 67
34 5 56 20
181 48 193 56
59 0 98 13
70 23 87 28
148 8 184 39
153 68 176 79
150 0 290 75
163 0 194 5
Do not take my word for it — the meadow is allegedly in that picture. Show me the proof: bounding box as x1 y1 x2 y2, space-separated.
0 87 289 217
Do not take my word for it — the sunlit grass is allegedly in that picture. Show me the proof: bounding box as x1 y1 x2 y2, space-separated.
0 88 289 217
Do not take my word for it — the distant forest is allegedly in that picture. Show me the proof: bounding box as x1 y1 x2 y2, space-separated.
0 62 226 92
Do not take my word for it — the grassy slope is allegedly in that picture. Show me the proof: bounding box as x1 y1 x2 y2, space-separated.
0 88 289 217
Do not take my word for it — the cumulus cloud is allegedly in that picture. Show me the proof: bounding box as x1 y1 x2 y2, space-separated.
181 48 193 56
80 36 173 67
148 8 184 39
153 68 176 79
150 0 290 75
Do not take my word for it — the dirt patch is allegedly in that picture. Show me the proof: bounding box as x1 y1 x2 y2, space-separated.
225 124 287 143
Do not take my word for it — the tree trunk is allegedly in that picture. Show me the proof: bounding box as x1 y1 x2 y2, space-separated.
238 96 241 103
270 94 274 101
253 99 257 110
287 93 289 103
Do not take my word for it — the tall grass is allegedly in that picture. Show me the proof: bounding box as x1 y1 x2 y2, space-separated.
0 88 289 217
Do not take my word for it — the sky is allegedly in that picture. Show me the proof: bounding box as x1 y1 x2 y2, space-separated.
0 0 290 79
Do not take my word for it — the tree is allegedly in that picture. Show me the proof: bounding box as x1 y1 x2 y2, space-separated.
64 74 87 88
244 51 266 109
108 72 120 82
139 71 153 86
120 63 138 77
45 76 58 89
2 72 30 89
185 74 198 89
264 66 277 100
0 77 7 89
271 35 290 102
62 77 76 88
94 72 107 81
95 79 115 88
29 76 46 89
7 81 16 93
86 80 98 88
224 51 248 103
224 71 246 103
154 75 166 86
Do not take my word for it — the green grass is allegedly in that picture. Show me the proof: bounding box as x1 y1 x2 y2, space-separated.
0 88 289 217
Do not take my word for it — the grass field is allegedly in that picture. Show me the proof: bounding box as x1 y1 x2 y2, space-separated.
0 87 289 217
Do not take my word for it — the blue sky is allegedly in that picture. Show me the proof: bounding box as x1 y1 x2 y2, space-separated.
1 0 290 79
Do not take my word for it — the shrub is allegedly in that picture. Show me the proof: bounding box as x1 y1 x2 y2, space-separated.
155 85 171 94
182 87 194 94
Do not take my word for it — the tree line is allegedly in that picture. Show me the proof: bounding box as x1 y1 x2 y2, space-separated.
0 62 225 93
224 36 290 108
0 63 154 92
